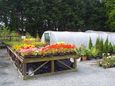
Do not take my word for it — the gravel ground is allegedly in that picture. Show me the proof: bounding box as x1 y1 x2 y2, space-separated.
0 49 115 86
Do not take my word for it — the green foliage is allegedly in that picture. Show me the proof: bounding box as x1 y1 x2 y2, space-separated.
103 38 113 53
95 38 100 49
103 38 109 53
0 27 20 41
88 37 93 49
108 42 113 53
99 55 115 68
94 38 114 56
4 41 21 47
104 0 115 31
94 37 114 56
95 38 103 55
76 45 88 57
90 47 99 57
25 32 33 38
0 27 10 37
99 39 104 54
76 45 89 57
75 48 82 57
113 45 115 51
80 48 88 56
0 0 108 36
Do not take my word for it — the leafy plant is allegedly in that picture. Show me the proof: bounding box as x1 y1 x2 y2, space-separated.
95 38 100 49
88 37 93 49
25 32 33 38
99 55 115 68
99 39 104 55
0 27 10 39
80 49 88 56
113 45 115 52
108 42 113 53
103 38 109 53
75 48 82 57
90 47 99 57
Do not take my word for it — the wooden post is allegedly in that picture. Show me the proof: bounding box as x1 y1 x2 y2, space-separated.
51 60 55 73
73 58 77 69
22 63 27 80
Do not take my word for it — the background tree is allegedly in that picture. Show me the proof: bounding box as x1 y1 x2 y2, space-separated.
104 0 115 31
0 0 114 37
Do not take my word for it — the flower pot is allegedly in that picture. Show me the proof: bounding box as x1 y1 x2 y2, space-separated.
77 57 81 62
82 56 87 61
88 56 95 60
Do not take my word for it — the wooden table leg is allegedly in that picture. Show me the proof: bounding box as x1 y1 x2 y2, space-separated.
22 63 27 80
73 58 77 69
51 60 55 73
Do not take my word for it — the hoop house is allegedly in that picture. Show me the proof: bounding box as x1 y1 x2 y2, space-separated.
41 31 115 47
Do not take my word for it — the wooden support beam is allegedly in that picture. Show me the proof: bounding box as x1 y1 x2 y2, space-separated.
28 61 49 76
57 60 73 69
51 61 55 73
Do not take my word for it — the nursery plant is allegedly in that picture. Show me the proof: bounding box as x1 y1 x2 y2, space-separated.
95 38 100 49
108 42 113 53
88 37 93 49
99 55 115 68
113 45 115 52
77 45 88 61
91 47 99 59
8 41 77 58
103 38 109 54
94 38 114 58
102 38 114 56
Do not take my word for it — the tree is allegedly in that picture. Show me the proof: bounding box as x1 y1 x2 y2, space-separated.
0 0 110 36
104 0 115 31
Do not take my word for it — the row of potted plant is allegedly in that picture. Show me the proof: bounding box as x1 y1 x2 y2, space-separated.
76 46 99 61
75 37 115 61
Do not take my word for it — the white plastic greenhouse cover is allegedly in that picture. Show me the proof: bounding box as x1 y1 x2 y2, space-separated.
86 30 115 45
41 31 115 47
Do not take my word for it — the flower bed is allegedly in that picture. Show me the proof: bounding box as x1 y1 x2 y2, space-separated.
17 43 76 58
5 37 76 58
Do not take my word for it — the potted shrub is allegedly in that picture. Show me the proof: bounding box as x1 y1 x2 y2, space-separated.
87 49 94 60
75 48 82 62
80 48 88 61
113 45 115 54
94 38 104 58
108 42 113 55
88 37 93 49
90 47 99 59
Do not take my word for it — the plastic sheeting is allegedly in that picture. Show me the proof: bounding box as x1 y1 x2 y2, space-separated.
41 31 115 47
86 30 115 45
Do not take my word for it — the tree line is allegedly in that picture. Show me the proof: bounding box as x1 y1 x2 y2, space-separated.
0 0 114 36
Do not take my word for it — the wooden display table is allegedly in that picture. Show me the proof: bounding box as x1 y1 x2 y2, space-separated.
7 47 77 80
